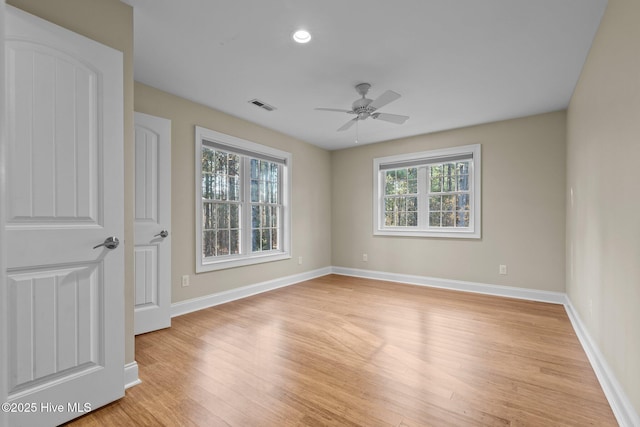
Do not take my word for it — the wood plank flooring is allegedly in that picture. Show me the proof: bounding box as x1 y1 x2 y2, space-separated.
66 275 617 426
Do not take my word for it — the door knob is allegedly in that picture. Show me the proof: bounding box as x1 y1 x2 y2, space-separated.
154 230 169 238
93 236 120 250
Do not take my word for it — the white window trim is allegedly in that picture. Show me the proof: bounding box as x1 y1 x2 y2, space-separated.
373 144 481 239
195 126 292 272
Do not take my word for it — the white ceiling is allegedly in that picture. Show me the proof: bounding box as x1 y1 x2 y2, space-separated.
125 0 607 150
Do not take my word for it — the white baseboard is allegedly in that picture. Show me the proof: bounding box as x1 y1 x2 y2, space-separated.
564 298 640 427
171 267 332 317
124 361 141 389
331 266 566 304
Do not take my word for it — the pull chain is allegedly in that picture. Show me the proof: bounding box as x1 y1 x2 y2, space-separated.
355 119 359 144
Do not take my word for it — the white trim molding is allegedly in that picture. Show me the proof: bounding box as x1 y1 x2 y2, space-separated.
124 362 141 389
331 266 565 304
564 298 640 427
171 267 332 317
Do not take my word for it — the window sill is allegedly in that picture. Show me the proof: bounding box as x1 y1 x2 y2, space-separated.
374 228 480 239
196 252 291 273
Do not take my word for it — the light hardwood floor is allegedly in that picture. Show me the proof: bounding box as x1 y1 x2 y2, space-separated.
66 275 617 426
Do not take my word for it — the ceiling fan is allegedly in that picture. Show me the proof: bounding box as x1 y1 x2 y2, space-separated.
315 83 409 131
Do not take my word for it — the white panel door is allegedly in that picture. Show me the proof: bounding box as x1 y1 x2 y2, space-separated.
134 112 171 334
3 6 124 426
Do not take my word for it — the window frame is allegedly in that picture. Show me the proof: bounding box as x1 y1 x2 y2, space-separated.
195 126 292 272
373 144 481 239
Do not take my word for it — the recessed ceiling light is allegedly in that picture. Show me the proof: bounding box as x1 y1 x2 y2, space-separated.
292 29 311 44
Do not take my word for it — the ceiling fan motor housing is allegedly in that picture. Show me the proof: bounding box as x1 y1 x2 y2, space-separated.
353 97 374 119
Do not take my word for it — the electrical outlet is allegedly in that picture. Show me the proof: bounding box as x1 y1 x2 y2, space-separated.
362 253 368 262
499 265 507 275
298 256 303 265
181 275 190 287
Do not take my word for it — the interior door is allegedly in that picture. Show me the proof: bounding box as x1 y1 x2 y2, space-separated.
134 112 171 334
4 6 124 426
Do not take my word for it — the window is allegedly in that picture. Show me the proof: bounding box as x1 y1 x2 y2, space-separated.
195 126 291 272
373 144 481 238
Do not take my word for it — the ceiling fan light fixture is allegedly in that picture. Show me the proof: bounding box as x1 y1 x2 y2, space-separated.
292 29 311 44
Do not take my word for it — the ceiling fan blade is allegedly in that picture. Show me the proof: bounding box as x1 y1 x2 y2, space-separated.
315 108 355 114
369 90 401 110
372 113 409 124
337 118 358 131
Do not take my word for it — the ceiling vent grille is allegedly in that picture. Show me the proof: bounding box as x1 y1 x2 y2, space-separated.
249 99 277 112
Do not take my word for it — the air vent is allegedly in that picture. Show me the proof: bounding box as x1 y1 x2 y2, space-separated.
249 99 277 112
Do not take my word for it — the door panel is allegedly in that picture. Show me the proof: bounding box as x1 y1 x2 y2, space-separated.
8 41 98 224
7 263 101 392
134 112 171 335
4 6 124 426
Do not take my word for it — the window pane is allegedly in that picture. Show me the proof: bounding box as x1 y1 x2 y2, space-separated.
203 230 215 257
397 197 406 211
407 197 417 211
262 229 271 251
385 198 394 211
456 211 469 227
260 160 269 181
443 163 454 176
203 202 214 230
385 212 394 226
443 175 456 192
429 212 441 227
429 196 441 211
430 177 442 192
398 212 407 226
251 159 259 179
228 176 239 200
202 148 213 173
252 229 260 252
251 179 259 202
407 212 418 226
230 204 240 228
271 229 278 250
385 171 395 195
443 212 455 227
408 179 418 194
442 195 455 211
230 230 240 254
217 230 230 256
264 205 271 228
252 205 260 228
456 194 469 211
456 161 469 174
430 165 442 178
229 154 240 176
408 168 417 180
202 174 212 199
258 181 265 203
271 206 278 227
273 183 279 204
217 204 229 228
458 174 469 191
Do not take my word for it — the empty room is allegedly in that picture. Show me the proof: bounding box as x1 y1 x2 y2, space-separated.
1 0 639 426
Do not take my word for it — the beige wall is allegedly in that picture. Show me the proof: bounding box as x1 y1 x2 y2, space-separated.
567 0 640 415
331 111 566 292
134 83 332 302
6 0 136 364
